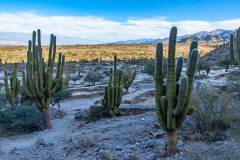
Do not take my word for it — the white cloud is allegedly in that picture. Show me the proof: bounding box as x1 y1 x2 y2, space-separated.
0 12 239 42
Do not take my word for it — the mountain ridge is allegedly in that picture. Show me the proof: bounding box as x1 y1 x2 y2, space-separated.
0 29 235 45
0 32 100 46
109 29 234 44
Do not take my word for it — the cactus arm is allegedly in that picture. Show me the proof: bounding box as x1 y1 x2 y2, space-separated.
173 76 188 116
160 96 168 121
166 27 177 130
230 34 234 61
155 43 167 129
113 55 117 86
176 49 198 128
4 64 20 106
4 71 11 100
237 29 240 70
190 41 198 53
176 57 183 82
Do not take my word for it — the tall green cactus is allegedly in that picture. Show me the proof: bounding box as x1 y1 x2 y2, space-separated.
230 34 234 61
22 29 65 129
123 65 136 92
237 28 240 70
155 27 198 155
102 55 123 116
4 64 20 107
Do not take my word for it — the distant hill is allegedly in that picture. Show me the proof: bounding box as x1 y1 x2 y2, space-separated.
0 29 235 46
110 29 234 44
0 32 99 46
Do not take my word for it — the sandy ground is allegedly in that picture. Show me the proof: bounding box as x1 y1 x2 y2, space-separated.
0 67 239 160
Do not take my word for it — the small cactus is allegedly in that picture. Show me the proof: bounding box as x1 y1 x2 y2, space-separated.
237 28 240 70
230 34 234 61
155 27 198 155
102 55 123 116
4 64 21 107
123 65 136 92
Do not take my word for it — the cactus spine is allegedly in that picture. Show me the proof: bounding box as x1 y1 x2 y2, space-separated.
4 64 20 107
102 55 123 116
155 27 198 155
22 29 65 129
123 66 136 92
230 34 234 61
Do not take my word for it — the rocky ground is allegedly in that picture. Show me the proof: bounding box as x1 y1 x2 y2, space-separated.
0 67 239 160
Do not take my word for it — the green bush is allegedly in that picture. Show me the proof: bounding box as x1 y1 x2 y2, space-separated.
197 59 211 75
227 71 240 81
142 59 167 78
0 105 44 133
51 88 73 108
190 85 232 141
84 70 103 85
217 56 233 72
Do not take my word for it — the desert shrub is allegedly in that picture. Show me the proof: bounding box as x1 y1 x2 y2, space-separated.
74 105 105 122
217 56 233 72
84 70 103 85
103 70 111 76
190 85 232 141
89 105 105 121
71 75 84 82
51 88 73 108
197 60 211 75
0 92 7 107
142 59 167 78
227 71 240 81
0 105 44 133
142 59 155 78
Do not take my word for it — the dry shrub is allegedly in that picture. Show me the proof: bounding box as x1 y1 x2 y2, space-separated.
190 85 233 142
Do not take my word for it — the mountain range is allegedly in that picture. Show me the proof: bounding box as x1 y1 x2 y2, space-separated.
0 29 234 45
109 29 234 44
0 32 100 46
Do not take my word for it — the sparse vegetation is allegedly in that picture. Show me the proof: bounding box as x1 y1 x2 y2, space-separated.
191 85 232 142
217 55 233 72
84 70 103 85
0 21 239 160
51 88 72 109
0 105 44 133
0 43 217 63
197 59 211 75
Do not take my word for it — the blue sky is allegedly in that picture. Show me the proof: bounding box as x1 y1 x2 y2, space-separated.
0 0 239 42
0 0 239 21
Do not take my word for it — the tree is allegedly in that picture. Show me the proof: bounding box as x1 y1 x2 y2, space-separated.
218 56 233 72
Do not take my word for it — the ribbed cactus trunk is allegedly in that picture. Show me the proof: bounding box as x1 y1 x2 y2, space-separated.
166 27 178 153
4 64 20 107
155 27 198 156
237 29 240 70
22 29 65 129
230 34 234 61
102 55 123 116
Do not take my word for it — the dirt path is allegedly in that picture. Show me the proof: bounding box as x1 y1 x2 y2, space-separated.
0 97 99 154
